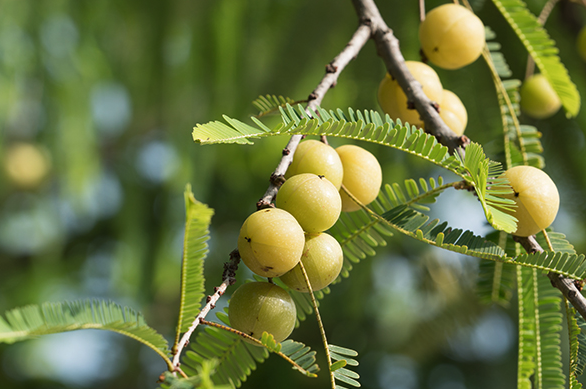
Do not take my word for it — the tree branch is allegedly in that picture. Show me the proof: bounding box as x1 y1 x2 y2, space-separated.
256 23 372 209
171 250 240 369
514 235 586 321
351 0 468 157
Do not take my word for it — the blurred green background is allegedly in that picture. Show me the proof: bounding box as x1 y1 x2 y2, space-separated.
1 0 586 388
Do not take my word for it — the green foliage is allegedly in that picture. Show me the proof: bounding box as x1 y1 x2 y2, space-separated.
517 266 536 389
517 266 565 389
182 311 270 387
329 344 360 389
566 303 586 389
252 95 297 117
491 0 580 117
0 300 171 366
159 362 232 389
176 186 214 338
182 311 319 387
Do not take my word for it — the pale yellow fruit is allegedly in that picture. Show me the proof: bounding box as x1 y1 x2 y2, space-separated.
503 166 559 237
228 282 296 345
4 143 51 189
285 140 344 189
439 89 467 136
378 61 443 127
276 173 342 233
336 145 382 212
280 232 344 292
520 74 561 119
419 4 485 69
238 208 305 277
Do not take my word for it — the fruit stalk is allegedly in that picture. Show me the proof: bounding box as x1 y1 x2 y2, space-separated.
351 0 468 156
514 235 586 321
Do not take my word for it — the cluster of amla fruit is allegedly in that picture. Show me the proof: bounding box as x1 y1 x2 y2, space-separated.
229 140 382 343
378 4 486 136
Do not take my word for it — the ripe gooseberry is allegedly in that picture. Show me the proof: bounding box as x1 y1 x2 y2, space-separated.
502 165 560 237
280 232 344 292
238 208 305 277
228 282 297 344
419 4 485 70
286 140 344 189
276 173 342 233
378 61 444 127
439 89 468 136
336 145 382 212
520 74 561 119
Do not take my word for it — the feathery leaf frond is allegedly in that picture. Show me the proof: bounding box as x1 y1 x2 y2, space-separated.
252 95 297 117
0 300 171 366
491 0 580 117
182 312 269 387
329 344 360 388
517 266 536 389
175 186 214 342
183 311 319 387
566 302 586 389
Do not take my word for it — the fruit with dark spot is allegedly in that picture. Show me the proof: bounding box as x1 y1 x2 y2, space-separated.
238 208 305 277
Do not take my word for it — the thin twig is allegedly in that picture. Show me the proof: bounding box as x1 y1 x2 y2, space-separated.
256 23 372 209
351 0 468 157
513 235 586 321
171 250 240 369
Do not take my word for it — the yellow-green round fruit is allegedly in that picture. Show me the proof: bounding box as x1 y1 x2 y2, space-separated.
238 208 305 277
503 166 560 237
419 4 485 69
280 232 343 292
520 74 561 119
439 89 468 136
378 61 444 127
276 173 342 233
228 282 296 344
336 145 382 212
4 142 51 189
577 25 586 62
285 140 344 189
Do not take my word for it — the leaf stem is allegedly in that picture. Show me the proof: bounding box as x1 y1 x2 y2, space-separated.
199 319 318 377
296 260 336 389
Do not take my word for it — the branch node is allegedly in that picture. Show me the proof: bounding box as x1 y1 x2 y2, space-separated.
326 63 338 73
308 92 318 101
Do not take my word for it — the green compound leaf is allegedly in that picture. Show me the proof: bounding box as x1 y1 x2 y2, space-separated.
252 94 297 117
182 311 319 387
329 344 360 388
491 0 580 117
176 186 214 339
0 300 171 366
